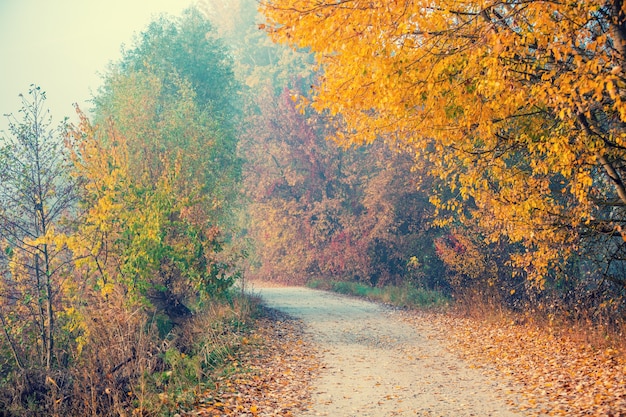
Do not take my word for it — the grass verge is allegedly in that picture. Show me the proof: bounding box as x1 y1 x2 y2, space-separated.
307 279 451 309
140 291 261 415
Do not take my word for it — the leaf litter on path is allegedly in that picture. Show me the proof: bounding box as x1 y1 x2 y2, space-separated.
187 286 626 417
402 310 626 417
257 286 524 417
185 307 318 417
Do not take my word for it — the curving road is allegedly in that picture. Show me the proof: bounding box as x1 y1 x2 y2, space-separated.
254 285 529 417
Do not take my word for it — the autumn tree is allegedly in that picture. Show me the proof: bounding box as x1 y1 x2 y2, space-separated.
261 0 626 308
360 147 446 288
0 10 248 416
243 82 445 287
21 10 247 414
0 86 77 372
78 8 243 319
243 85 361 282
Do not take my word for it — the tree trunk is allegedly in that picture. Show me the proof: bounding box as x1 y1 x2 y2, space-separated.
0 311 24 370
34 254 48 368
44 244 53 370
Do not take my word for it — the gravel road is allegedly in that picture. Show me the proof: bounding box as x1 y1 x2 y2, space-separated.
255 285 527 417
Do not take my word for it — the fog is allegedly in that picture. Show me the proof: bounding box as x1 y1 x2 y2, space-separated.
0 0 196 132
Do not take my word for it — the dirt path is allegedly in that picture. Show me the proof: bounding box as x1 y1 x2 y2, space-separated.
254 285 529 417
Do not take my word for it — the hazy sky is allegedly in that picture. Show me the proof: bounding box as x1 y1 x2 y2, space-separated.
0 0 198 132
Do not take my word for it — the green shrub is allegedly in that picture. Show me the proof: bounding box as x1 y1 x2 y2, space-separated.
311 280 451 309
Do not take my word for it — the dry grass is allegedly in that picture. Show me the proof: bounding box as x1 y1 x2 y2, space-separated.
0 292 262 416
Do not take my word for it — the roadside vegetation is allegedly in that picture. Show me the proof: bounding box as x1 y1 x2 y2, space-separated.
0 8 244 415
307 280 451 310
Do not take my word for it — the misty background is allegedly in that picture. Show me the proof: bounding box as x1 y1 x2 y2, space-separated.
0 0 197 131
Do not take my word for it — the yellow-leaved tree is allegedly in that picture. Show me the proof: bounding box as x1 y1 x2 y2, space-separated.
261 0 626 294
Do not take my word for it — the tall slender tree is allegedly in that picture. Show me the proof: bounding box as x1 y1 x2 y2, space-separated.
0 85 77 371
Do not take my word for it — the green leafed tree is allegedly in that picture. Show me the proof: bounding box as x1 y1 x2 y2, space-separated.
73 8 243 320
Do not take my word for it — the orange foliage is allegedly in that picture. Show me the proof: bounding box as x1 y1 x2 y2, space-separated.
261 0 626 291
432 312 626 416
435 231 498 289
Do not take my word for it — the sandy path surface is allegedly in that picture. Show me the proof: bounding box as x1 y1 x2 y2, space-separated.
254 285 527 417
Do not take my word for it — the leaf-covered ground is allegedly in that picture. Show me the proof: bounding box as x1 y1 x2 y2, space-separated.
184 291 625 417
184 308 318 416
406 312 626 417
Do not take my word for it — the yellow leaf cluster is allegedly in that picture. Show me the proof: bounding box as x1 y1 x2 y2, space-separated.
261 0 626 283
